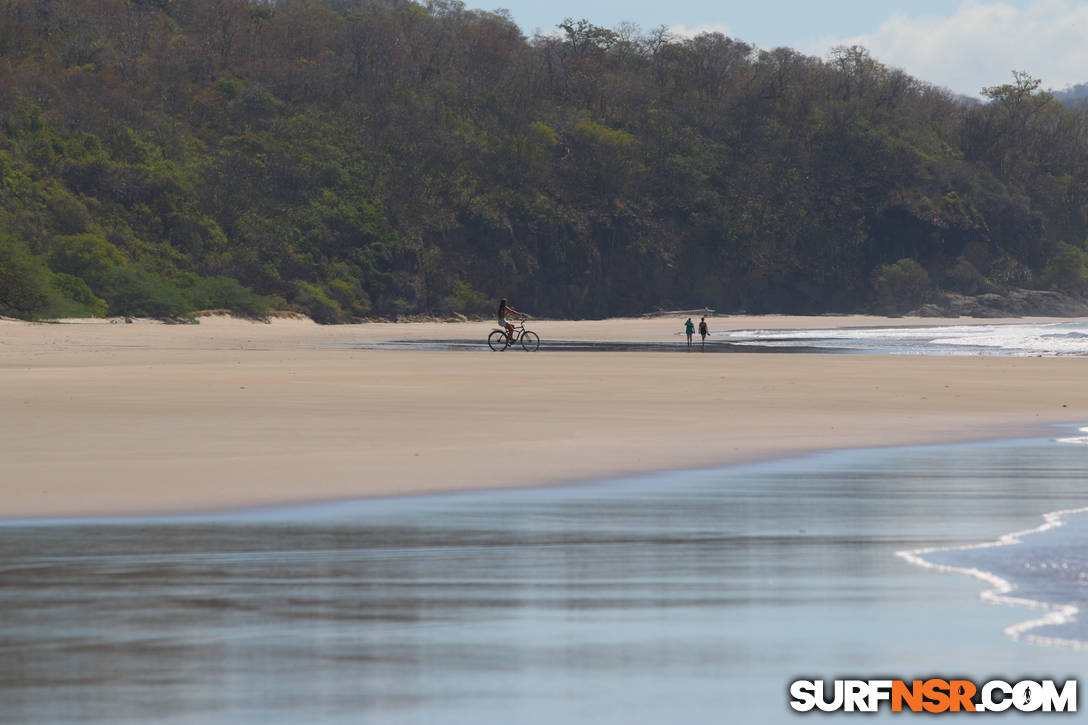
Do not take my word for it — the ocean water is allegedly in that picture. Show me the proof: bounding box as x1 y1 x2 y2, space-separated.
898 425 1088 650
2 434 1087 724
720 320 1088 355
903 507 1088 649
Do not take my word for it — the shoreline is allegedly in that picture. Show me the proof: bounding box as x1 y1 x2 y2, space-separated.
2 315 1088 520
898 502 1088 650
5 427 1075 525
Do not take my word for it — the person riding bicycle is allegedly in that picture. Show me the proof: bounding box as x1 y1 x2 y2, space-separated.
497 298 526 346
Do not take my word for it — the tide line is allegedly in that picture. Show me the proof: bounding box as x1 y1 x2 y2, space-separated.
896 506 1088 650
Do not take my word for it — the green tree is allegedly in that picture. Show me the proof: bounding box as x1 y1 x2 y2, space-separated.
871 258 932 314
1038 243 1088 296
0 235 52 318
97 268 192 319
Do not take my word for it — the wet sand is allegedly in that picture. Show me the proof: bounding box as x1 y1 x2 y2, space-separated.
2 315 1087 519
3 438 1086 723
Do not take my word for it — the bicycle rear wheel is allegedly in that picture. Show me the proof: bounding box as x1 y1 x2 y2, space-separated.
520 330 540 351
488 330 509 351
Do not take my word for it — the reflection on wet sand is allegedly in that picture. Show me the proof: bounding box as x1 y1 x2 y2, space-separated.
3 437 1088 724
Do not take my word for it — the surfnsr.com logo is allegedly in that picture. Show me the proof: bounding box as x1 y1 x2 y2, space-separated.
789 679 1077 713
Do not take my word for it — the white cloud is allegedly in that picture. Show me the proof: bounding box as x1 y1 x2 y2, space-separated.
667 22 735 40
811 0 1088 97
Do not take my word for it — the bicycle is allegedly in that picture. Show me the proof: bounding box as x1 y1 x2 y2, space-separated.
488 319 540 351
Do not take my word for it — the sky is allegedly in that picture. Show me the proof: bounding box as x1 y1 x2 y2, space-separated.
468 0 1088 98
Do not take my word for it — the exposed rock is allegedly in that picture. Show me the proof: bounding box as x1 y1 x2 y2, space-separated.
909 289 1088 317
913 304 947 317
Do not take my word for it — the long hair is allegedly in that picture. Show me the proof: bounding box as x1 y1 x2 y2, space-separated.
497 298 507 318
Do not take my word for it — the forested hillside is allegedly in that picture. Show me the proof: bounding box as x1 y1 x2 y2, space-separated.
2 0 1088 321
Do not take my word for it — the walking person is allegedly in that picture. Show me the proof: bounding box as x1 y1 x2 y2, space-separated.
698 316 709 350
684 317 694 348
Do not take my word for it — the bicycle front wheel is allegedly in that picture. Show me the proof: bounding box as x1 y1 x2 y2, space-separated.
488 330 509 351
520 331 540 351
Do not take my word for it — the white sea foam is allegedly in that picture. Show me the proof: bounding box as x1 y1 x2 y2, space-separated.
1055 425 1088 445
722 321 1088 356
898 507 1088 649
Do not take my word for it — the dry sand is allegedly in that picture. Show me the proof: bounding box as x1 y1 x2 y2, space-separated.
2 314 1087 519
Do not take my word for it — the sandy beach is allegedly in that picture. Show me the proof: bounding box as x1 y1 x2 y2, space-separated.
2 314 1087 519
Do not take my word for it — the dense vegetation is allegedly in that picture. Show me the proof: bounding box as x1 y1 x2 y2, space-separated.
2 0 1088 321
